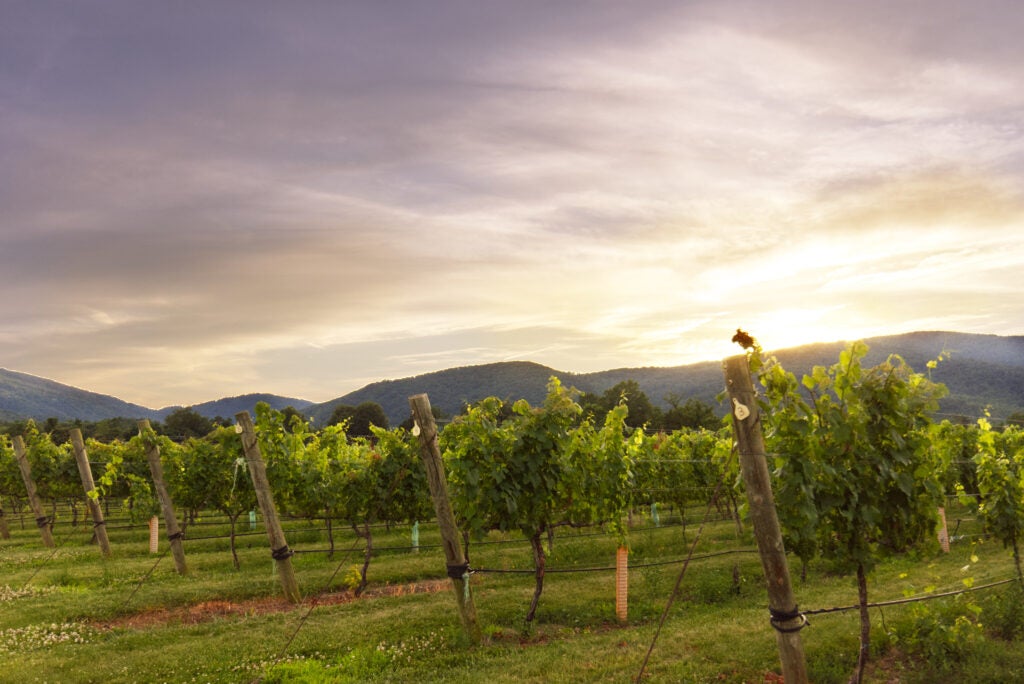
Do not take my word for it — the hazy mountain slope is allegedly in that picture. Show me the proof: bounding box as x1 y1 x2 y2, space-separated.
308 331 1024 425
0 368 162 422
0 369 311 423
770 332 1024 419
3 332 1021 425
304 361 558 427
177 394 314 420
571 361 727 410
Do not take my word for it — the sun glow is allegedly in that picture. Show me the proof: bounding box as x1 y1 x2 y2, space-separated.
742 307 877 353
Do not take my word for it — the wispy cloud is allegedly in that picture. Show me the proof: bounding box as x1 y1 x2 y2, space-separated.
2 1 1022 407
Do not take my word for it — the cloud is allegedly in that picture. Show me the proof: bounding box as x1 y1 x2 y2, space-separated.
1 1 1022 406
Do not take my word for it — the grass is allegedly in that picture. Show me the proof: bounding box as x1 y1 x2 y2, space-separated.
2 503 1024 683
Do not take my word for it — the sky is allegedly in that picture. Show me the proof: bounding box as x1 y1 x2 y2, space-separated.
2 1 1023 409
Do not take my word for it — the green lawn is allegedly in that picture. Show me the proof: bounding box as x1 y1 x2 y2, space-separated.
2 505 1023 683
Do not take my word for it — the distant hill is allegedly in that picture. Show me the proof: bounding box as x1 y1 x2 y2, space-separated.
176 394 314 421
305 331 1024 426
304 361 560 427
770 332 1024 421
0 368 163 422
0 369 310 424
3 332 1022 426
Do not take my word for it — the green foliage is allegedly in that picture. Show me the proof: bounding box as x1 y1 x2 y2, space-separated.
632 427 733 530
757 353 821 567
368 426 432 525
442 378 584 619
758 341 947 571
327 401 389 438
162 407 215 442
931 420 980 499
440 395 515 539
442 378 581 542
19 420 79 504
0 434 21 500
662 396 723 431
579 380 658 429
977 583 1024 640
89 438 159 520
968 419 1024 582
889 597 985 669
564 403 638 542
249 402 429 591
754 338 947 678
175 425 254 568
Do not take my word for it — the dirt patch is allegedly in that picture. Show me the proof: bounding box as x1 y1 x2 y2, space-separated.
95 579 450 631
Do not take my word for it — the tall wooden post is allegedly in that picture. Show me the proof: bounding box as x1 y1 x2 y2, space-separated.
235 411 301 603
12 436 56 548
138 420 188 575
724 355 808 684
409 394 483 645
69 429 112 557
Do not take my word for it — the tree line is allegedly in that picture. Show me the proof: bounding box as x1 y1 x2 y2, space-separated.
0 383 726 445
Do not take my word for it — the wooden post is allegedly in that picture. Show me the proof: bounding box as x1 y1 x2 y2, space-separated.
12 436 56 548
0 496 10 540
235 411 301 603
69 428 112 557
138 420 188 575
409 394 483 645
724 355 809 684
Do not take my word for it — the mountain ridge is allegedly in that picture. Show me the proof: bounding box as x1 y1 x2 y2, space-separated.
3 331 1022 425
0 368 312 423
306 331 1024 425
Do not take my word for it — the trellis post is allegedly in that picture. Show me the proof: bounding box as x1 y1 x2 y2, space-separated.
409 393 483 645
0 496 10 539
235 411 301 603
724 355 808 683
138 420 188 574
12 436 56 548
69 428 112 557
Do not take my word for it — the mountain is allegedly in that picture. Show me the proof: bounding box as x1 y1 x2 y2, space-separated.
180 394 314 420
770 332 1024 421
3 332 1022 426
0 368 310 423
303 361 560 427
304 331 1024 426
0 368 163 422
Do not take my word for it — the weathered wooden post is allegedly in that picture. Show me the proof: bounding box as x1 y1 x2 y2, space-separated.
0 496 10 539
235 411 301 603
12 436 56 548
69 428 112 557
724 355 808 684
409 393 483 645
138 420 188 575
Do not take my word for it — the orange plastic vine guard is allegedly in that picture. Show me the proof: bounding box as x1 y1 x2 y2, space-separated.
616 546 628 623
937 507 950 553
